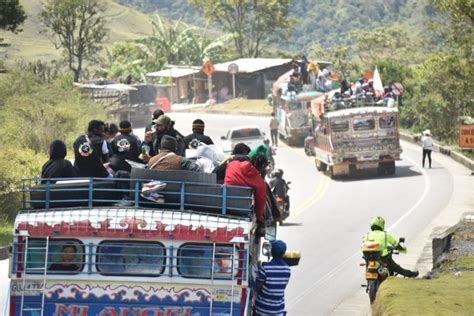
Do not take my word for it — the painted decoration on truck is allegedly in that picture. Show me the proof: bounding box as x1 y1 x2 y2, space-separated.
15 209 249 242
11 282 242 316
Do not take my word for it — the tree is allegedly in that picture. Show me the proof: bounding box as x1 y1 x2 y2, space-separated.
308 43 360 81
0 0 26 34
401 0 474 143
40 0 108 82
191 0 295 57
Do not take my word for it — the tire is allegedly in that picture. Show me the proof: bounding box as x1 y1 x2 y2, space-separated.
304 143 313 156
377 164 386 175
386 161 396 175
368 279 380 304
328 166 335 178
316 160 327 172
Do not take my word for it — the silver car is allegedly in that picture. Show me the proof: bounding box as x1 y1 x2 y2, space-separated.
221 125 265 154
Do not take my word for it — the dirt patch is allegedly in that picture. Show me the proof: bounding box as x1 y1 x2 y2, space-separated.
429 222 474 277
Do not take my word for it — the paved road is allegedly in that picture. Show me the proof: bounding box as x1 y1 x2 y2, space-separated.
0 112 455 315
154 113 453 315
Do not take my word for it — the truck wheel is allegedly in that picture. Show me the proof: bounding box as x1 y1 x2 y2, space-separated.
316 160 327 172
328 166 335 178
377 164 386 175
386 161 396 175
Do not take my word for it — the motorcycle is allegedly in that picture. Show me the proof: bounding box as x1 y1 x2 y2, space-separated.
361 237 406 304
268 169 290 225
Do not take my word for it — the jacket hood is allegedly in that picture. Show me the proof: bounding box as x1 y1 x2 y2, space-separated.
49 140 67 159
236 160 261 178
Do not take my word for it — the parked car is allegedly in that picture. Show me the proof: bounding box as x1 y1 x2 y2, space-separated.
221 126 265 154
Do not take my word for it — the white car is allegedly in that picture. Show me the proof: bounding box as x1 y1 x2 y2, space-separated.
221 125 266 154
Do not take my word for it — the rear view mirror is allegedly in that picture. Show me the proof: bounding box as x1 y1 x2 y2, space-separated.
287 181 292 185
262 242 271 257
399 237 405 243
220 136 226 140
262 132 266 136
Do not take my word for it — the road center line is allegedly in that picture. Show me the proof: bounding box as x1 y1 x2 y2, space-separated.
279 143 332 219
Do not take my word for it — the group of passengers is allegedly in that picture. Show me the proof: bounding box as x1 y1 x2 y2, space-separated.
41 110 274 227
287 56 334 97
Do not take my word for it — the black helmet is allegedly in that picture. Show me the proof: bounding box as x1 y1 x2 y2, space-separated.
272 169 283 178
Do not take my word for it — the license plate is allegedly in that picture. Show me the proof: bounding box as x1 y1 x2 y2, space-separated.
366 272 378 279
357 162 378 169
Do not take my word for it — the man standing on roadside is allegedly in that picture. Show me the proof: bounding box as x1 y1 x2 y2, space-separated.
254 240 291 316
269 112 279 146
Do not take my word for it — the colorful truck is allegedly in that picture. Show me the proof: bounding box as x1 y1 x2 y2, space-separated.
273 91 323 145
304 99 402 177
6 169 288 315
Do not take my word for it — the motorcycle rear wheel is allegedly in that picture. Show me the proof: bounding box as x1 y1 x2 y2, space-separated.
368 279 380 304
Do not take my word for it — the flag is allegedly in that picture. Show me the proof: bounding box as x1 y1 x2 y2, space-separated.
373 66 384 93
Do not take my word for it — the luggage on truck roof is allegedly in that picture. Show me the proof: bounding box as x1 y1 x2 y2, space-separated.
24 169 254 218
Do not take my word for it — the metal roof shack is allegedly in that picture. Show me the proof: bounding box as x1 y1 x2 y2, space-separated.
214 58 292 74
325 106 399 118
212 58 294 100
147 68 200 79
146 66 209 104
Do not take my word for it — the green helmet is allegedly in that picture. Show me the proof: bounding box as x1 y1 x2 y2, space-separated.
370 216 385 230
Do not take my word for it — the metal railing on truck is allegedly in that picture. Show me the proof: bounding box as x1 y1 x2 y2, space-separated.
12 239 248 282
21 177 254 217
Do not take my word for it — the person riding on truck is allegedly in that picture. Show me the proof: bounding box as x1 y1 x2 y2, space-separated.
224 153 269 228
363 216 419 278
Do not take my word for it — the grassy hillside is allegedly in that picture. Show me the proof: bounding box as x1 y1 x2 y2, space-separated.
0 0 154 64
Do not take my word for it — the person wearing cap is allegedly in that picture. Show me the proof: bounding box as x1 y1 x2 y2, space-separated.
143 114 186 159
255 239 291 316
147 135 200 172
145 109 164 133
421 129 433 168
109 120 142 173
363 78 375 95
184 119 214 148
111 120 142 162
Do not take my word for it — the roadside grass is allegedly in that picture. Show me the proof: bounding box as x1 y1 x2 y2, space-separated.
0 220 12 247
201 99 273 115
372 257 474 316
454 148 474 160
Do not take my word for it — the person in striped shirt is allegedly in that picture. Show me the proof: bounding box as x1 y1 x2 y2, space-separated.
254 240 291 316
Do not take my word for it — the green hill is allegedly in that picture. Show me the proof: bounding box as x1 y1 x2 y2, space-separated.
0 0 154 64
116 0 436 52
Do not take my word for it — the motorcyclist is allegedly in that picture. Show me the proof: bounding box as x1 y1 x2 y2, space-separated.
269 169 289 209
363 216 419 278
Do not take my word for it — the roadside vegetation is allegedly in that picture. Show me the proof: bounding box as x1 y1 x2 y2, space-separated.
373 221 474 315
0 65 105 232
